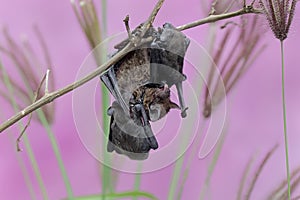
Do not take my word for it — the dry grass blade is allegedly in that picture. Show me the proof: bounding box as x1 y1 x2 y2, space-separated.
0 67 31 102
280 175 300 200
203 28 233 117
237 154 257 200
268 166 300 200
203 15 266 118
0 26 55 124
3 28 39 88
34 26 54 90
71 0 101 48
245 144 279 200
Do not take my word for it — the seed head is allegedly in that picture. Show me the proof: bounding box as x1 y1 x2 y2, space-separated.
259 0 298 41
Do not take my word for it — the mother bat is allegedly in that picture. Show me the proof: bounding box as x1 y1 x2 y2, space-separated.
100 23 190 160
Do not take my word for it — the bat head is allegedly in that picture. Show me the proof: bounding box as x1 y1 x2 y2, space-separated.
132 83 180 122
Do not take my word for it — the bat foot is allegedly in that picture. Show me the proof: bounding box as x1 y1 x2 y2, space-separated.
181 107 188 118
107 141 115 152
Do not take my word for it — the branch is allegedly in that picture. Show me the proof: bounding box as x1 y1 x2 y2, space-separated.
176 5 262 31
0 2 261 133
16 72 47 151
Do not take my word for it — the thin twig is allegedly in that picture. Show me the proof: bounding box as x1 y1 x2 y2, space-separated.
177 5 262 31
209 0 219 15
0 1 263 133
123 15 132 38
16 73 47 151
45 69 50 94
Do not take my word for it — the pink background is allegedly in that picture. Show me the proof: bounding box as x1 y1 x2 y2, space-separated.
0 0 300 199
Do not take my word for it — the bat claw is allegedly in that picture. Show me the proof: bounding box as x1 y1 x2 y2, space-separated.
181 107 188 118
107 107 114 116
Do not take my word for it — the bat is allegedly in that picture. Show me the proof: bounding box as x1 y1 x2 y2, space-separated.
106 83 179 160
101 23 190 160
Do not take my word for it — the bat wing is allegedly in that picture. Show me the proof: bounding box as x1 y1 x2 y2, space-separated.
100 67 130 114
107 101 158 160
149 23 190 118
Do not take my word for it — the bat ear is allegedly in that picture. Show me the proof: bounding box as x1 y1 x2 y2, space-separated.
170 101 180 109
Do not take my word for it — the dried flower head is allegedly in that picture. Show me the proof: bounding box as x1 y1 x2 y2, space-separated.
0 27 55 124
259 0 298 41
203 15 266 117
71 0 101 48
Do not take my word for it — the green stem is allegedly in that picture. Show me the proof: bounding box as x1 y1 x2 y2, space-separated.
168 156 184 200
65 190 158 200
280 40 291 200
132 163 142 200
23 135 49 200
101 83 112 197
198 131 226 200
99 0 114 196
36 111 73 198
11 61 73 198
167 136 187 200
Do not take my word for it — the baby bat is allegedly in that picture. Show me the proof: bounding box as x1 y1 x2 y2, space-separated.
100 23 190 160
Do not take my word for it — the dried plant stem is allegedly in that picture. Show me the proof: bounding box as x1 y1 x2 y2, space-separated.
0 1 262 134
281 40 291 200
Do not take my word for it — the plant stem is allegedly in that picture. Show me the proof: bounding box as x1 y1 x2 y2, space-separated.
64 190 159 200
167 153 185 200
280 40 291 200
37 111 74 198
101 83 112 197
133 163 142 200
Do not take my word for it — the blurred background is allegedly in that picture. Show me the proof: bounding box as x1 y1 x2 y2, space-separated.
0 0 300 199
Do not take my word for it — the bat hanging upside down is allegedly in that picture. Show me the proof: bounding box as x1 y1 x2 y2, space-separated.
100 23 190 160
